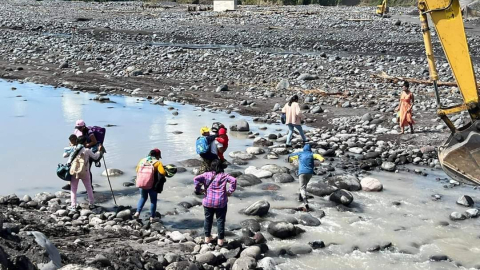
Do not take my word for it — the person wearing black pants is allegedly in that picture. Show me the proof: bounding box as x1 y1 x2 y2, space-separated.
194 159 237 246
204 206 227 241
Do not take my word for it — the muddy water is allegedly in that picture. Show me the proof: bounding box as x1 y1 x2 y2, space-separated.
2 79 480 269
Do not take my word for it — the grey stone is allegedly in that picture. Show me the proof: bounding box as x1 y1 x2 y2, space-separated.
307 182 338 197
297 73 319 81
230 120 250 132
325 175 361 191
309 240 325 249
329 189 354 206
273 173 294 183
240 246 262 259
298 214 321 226
237 174 262 187
267 221 303 239
257 257 276 270
116 209 131 220
168 231 186 242
232 257 256 270
216 84 229 92
381 162 396 172
195 252 216 265
456 195 474 207
287 244 313 255
244 200 270 217
450 212 467 221
465 208 480 218
276 79 289 90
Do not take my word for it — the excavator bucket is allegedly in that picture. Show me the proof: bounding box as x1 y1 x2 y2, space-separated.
438 120 480 186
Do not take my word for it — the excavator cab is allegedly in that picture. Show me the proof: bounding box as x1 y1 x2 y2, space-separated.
418 0 480 185
376 0 389 16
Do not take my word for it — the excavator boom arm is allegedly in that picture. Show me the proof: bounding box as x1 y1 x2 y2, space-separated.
419 0 480 186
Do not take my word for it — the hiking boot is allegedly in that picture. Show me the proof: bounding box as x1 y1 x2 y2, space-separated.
62 184 71 191
304 204 310 211
68 205 77 211
88 204 96 210
298 194 303 202
95 161 101 168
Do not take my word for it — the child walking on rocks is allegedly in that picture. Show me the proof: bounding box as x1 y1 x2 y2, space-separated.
69 136 104 210
194 159 236 246
288 144 324 210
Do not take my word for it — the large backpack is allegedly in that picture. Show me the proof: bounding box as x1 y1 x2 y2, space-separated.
196 137 209 155
70 151 89 179
89 126 106 144
136 160 156 189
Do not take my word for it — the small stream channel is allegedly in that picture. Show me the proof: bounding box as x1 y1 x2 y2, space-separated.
1 79 480 269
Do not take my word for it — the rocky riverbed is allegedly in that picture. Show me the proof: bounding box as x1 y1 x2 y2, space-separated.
2 1 480 270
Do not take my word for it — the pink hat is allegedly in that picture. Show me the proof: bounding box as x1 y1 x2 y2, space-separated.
75 120 86 128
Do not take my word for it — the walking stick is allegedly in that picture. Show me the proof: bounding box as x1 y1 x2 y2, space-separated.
102 156 117 206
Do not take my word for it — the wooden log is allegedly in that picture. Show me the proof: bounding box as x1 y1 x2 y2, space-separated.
370 72 475 88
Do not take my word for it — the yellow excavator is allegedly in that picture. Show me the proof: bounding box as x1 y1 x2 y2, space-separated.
418 0 480 185
376 0 389 16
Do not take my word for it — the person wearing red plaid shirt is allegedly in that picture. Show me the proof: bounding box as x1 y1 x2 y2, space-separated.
194 159 236 247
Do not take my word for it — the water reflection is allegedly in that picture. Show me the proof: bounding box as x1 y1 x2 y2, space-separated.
61 92 83 123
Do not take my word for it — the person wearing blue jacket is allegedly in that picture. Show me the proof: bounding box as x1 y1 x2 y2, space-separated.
288 144 324 209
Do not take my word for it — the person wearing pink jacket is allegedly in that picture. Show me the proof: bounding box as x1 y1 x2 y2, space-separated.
282 94 307 147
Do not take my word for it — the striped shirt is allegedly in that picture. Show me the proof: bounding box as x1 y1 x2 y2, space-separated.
194 172 237 208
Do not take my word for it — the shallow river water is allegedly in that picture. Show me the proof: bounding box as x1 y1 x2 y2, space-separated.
1 79 480 269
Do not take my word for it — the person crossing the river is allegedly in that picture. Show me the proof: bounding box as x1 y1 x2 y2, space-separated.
194 159 237 247
69 136 104 211
196 127 220 174
288 144 324 210
134 149 166 222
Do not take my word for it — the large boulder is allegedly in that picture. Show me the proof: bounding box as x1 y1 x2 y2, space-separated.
246 147 265 155
237 174 262 187
195 252 217 265
329 189 354 206
245 166 273 179
257 257 276 270
240 219 261 232
325 175 361 191
240 246 262 260
244 200 270 217
261 164 289 174
229 151 255 160
267 221 304 239
230 120 250 132
0 194 20 205
360 177 383 192
306 182 338 197
273 173 294 183
232 257 256 270
298 214 321 226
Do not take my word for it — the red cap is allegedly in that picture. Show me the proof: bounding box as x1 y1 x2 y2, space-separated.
152 148 162 158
